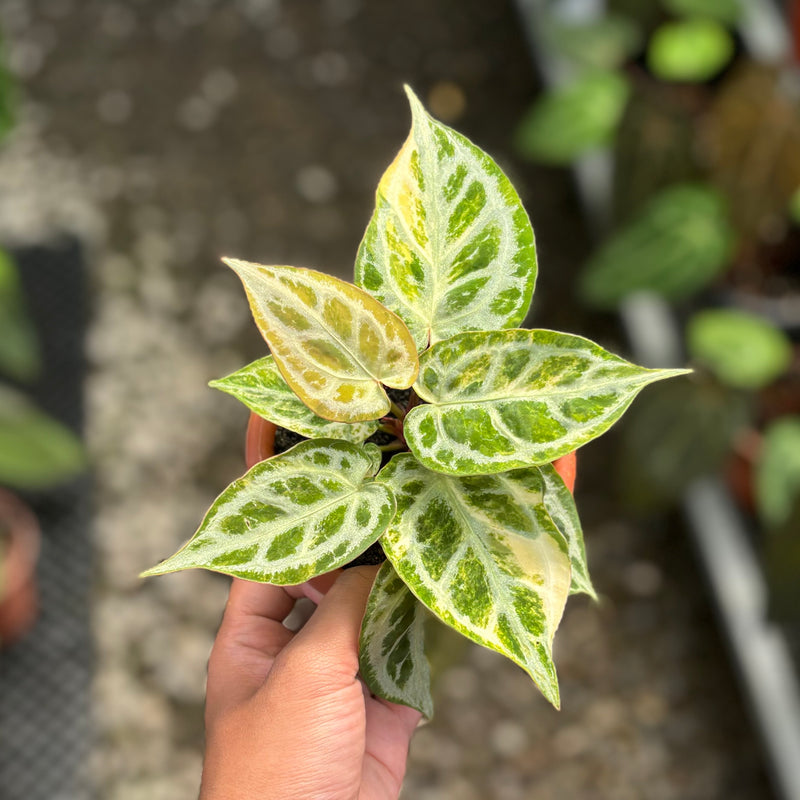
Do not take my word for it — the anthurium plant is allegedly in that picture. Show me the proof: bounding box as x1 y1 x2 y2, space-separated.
143 87 686 715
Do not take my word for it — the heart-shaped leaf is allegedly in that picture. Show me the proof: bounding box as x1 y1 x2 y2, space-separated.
359 561 434 718
579 184 734 308
141 440 396 584
377 453 572 708
210 356 379 443
224 259 418 422
355 86 537 350
405 329 689 475
540 463 596 599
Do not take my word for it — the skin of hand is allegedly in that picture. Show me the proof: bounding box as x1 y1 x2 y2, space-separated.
200 565 422 800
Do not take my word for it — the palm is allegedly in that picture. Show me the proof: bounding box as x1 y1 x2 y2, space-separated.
201 571 420 800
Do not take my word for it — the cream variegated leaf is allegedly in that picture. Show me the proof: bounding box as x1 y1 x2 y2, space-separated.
355 86 537 350
377 453 571 708
224 259 418 422
540 463 596 599
406 329 690 475
359 561 434 718
210 357 378 443
141 440 395 584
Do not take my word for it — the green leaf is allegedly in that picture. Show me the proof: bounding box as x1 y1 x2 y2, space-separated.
579 184 734 308
0 249 41 382
662 0 742 25
377 453 572 708
404 329 689 475
514 71 630 165
647 19 734 83
359 561 434 718
0 386 86 489
687 309 792 389
142 439 396 583
756 417 800 529
210 356 379 443
355 85 537 350
547 15 642 70
540 463 596 599
223 259 418 423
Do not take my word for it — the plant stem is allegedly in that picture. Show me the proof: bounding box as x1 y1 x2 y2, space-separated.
378 441 405 453
389 400 406 420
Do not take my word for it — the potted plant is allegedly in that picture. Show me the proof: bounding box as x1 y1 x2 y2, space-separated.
143 87 685 715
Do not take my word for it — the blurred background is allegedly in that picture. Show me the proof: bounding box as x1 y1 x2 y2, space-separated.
0 0 798 798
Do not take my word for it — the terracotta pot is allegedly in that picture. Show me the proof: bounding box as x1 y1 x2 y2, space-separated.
244 412 578 491
0 488 41 647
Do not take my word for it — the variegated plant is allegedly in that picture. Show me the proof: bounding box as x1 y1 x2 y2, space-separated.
143 87 687 715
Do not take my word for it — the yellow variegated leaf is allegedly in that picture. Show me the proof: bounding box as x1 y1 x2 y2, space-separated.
224 259 419 422
355 86 537 350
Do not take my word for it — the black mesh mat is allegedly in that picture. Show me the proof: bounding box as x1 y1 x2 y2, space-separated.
0 238 93 800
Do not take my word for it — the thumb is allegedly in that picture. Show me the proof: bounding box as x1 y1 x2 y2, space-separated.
277 565 379 678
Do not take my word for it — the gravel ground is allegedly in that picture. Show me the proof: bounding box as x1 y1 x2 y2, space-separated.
0 1 773 797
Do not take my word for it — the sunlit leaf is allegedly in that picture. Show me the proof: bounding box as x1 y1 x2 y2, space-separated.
355 85 537 350
359 561 434 718
0 249 41 382
756 417 800 529
687 309 792 389
210 356 378 443
514 71 630 165
647 19 734 82
0 386 86 489
662 0 742 25
405 329 688 475
579 184 734 308
141 440 396 583
540 463 596 598
224 259 418 423
547 15 642 70
377 453 571 707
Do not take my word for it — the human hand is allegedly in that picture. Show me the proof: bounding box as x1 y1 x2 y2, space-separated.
200 566 422 800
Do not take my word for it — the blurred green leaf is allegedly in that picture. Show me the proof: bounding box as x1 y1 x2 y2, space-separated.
0 31 15 142
547 15 642 70
618 378 748 508
687 309 792 390
647 19 735 82
0 386 86 490
661 0 742 24
579 184 734 308
756 416 800 529
514 71 630 165
0 249 41 383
